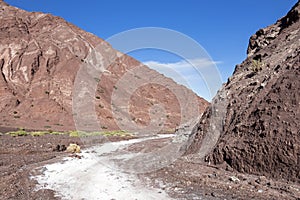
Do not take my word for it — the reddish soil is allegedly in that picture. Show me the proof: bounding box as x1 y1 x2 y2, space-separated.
0 127 135 200
0 134 78 199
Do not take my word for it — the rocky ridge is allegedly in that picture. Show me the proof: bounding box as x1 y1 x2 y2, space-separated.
186 1 300 182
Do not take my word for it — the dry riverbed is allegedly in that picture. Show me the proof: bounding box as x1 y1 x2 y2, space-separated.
1 131 299 200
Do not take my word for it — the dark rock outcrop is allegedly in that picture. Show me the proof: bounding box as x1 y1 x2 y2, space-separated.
187 1 300 182
0 1 208 131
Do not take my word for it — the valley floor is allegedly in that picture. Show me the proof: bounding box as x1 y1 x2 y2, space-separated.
0 131 299 200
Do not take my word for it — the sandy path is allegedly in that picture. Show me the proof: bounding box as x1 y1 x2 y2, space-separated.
32 135 174 200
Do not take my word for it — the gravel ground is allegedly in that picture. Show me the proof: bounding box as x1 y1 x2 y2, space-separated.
1 131 299 200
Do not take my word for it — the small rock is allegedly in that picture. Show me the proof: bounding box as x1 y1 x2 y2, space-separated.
69 154 82 159
257 189 263 193
229 176 240 182
208 173 217 178
158 182 166 189
54 144 66 152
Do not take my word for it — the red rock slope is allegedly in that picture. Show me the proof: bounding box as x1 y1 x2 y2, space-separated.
0 0 208 132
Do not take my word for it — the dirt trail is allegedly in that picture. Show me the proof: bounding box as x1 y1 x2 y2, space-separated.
32 135 174 200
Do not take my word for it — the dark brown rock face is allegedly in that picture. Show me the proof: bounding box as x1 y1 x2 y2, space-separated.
0 1 208 131
187 2 300 182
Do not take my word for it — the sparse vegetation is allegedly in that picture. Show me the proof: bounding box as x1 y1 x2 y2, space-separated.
99 130 132 137
49 131 65 135
250 59 264 72
6 129 66 137
6 129 132 138
7 129 28 137
68 130 133 137
69 131 80 137
30 131 47 137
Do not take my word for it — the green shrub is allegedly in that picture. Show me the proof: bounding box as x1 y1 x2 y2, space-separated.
7 129 28 137
30 131 47 137
76 130 133 137
50 131 65 135
69 131 79 137
251 60 264 72
100 130 132 137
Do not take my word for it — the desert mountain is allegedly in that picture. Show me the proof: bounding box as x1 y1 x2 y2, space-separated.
186 1 300 182
0 0 208 132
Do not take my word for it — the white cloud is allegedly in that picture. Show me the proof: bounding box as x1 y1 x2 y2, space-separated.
143 58 221 101
144 58 219 70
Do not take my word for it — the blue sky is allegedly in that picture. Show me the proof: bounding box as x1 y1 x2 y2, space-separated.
5 0 297 100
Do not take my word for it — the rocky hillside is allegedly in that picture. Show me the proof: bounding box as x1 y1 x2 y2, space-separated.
186 1 300 182
0 0 208 132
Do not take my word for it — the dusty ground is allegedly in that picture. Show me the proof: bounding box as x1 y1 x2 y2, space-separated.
126 137 300 200
0 127 134 200
1 130 300 200
142 159 300 200
0 133 78 199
